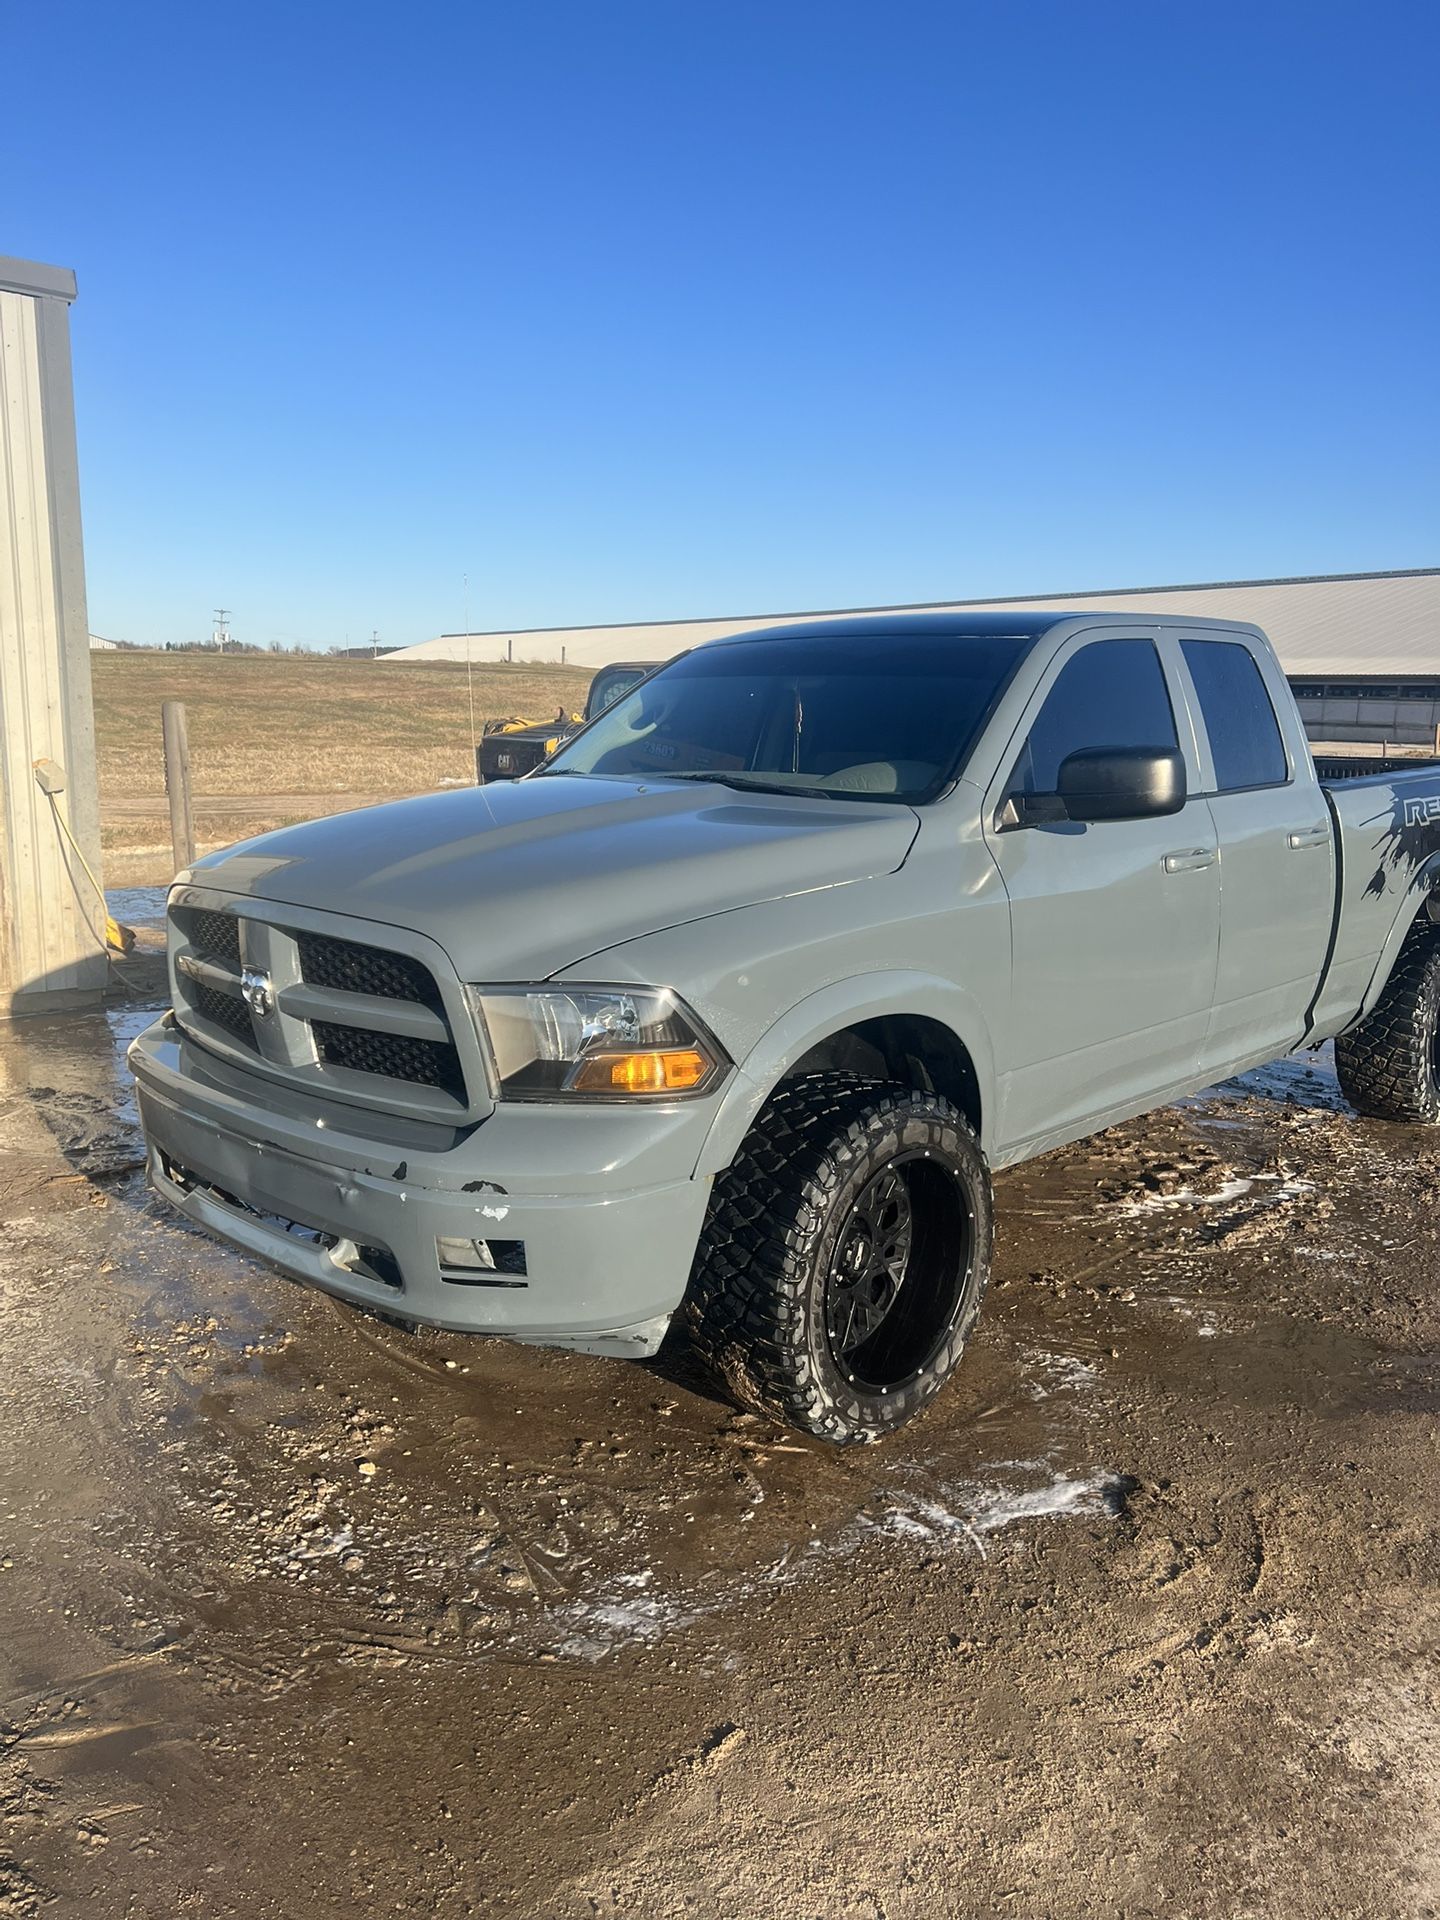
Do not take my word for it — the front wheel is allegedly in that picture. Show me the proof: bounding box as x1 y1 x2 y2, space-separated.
684 1074 992 1442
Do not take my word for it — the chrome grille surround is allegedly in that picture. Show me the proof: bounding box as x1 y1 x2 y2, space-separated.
167 886 493 1123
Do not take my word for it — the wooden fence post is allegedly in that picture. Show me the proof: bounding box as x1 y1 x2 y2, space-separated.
162 700 196 874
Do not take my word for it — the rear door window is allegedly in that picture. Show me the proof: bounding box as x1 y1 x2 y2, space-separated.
1009 639 1178 796
1181 640 1289 791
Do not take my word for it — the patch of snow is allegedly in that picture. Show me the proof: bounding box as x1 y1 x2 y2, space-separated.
969 1470 1118 1535
1022 1350 1100 1400
552 1573 704 1660
545 1460 1128 1664
1115 1171 1314 1217
873 1464 1124 1559
1154 1294 1224 1339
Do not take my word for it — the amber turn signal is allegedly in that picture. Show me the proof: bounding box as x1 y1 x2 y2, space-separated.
570 1047 712 1095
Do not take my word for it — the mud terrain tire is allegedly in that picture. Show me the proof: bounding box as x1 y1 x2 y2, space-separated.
684 1073 992 1442
1335 921 1440 1123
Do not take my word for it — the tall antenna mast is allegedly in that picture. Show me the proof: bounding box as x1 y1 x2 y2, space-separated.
463 573 477 777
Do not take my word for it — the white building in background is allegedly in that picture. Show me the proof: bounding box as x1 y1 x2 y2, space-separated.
88 633 119 650
383 567 1437 676
383 568 1440 745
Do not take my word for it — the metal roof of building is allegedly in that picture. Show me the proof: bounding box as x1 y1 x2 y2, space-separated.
384 568 1440 676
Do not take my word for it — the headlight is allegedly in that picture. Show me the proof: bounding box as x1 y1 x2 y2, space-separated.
467 985 728 1100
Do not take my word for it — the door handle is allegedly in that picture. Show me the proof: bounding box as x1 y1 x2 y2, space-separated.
1287 824 1330 850
1162 848 1216 874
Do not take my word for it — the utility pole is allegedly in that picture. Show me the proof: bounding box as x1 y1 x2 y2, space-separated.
371 628 380 660
213 607 231 654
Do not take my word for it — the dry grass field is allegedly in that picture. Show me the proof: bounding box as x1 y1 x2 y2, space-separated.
94 651 596 884
94 650 594 796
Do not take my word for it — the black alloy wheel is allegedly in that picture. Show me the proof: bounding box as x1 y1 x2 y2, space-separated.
684 1073 993 1442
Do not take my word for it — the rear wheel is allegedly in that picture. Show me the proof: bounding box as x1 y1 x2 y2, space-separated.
1335 921 1440 1123
684 1073 992 1442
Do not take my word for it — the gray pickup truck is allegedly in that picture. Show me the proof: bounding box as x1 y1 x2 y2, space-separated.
130 612 1440 1441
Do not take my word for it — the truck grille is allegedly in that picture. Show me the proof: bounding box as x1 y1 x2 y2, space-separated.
296 931 443 1009
312 1020 465 1097
169 900 476 1114
194 979 258 1042
191 909 242 968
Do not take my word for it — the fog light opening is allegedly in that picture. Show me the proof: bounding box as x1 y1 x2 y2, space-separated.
436 1236 528 1286
436 1235 496 1271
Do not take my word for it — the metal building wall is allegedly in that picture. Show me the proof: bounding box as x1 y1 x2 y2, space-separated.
388 568 1440 674
1293 689 1440 748
0 257 106 1012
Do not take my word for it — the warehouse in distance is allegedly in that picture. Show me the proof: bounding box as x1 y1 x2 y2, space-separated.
385 567 1440 747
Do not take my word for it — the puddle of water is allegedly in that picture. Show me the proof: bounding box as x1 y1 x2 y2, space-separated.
106 885 168 934
1204 1042 1349 1113
1 996 157 1174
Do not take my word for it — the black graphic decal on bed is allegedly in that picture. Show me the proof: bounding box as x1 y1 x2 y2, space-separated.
1362 792 1440 900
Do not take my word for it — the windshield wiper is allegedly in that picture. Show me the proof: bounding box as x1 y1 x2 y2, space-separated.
647 771 830 798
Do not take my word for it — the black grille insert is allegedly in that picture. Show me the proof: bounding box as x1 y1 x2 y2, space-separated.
185 908 243 968
296 932 443 1009
313 1020 464 1097
194 981 256 1045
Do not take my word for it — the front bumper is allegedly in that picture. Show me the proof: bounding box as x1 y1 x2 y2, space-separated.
129 1015 716 1356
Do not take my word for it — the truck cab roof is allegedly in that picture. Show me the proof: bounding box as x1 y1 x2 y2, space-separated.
714 609 1267 646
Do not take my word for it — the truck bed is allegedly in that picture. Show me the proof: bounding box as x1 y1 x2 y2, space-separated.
1311 753 1440 1035
1313 752 1440 782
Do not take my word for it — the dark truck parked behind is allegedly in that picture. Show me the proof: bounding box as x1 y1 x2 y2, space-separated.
132 613 1440 1441
475 661 655 782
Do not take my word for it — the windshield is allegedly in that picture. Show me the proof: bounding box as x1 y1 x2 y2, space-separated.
544 631 1032 802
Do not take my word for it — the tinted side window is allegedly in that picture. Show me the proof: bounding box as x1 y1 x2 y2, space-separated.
1181 640 1288 791
1011 639 1178 795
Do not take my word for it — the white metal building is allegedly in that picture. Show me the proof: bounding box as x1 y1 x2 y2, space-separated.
385 568 1437 675
385 568 1440 747
0 255 105 1013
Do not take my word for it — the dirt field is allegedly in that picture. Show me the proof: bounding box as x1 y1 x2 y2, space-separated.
1 931 1437 1918
93 652 595 886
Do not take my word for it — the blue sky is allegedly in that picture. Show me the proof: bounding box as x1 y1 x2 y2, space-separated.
5 1 1436 650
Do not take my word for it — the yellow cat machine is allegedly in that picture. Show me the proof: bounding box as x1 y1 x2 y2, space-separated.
476 661 657 782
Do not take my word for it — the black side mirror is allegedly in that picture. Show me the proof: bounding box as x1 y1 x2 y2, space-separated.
1056 746 1186 823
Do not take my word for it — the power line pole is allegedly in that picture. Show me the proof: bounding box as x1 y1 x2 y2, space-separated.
213 607 231 654
371 628 380 660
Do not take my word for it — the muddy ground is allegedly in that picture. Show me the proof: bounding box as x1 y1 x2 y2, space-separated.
1 925 1437 1917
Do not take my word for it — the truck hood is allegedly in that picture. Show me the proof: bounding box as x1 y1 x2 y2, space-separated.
190 775 920 980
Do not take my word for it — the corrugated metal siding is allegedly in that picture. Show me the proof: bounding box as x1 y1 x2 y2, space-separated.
386 570 1440 675
0 266 106 1008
